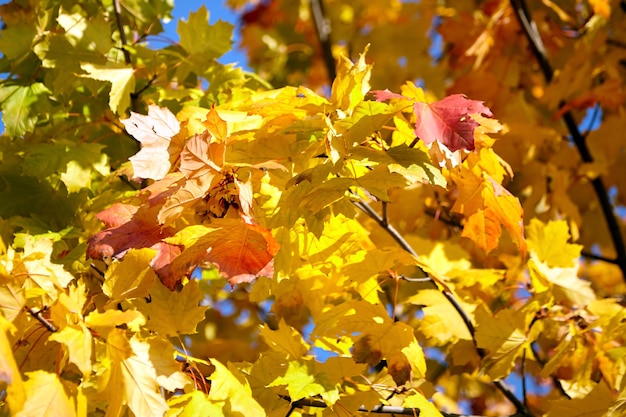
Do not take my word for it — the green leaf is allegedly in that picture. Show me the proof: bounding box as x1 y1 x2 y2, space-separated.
177 6 233 75
0 83 51 137
81 63 136 114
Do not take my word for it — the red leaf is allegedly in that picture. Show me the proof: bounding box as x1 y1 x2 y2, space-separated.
150 242 183 290
87 203 175 260
371 89 407 101
414 94 492 152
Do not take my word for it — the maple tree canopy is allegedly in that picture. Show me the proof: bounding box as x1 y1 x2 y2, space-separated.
1 0 626 416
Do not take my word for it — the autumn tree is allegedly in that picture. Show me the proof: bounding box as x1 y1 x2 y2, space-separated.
1 0 625 416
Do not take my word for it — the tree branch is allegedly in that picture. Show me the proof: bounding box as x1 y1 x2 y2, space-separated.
355 199 534 417
509 0 626 283
26 307 57 333
113 0 132 66
310 0 337 83
282 395 498 417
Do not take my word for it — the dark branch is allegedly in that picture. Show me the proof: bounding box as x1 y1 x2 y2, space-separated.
26 307 57 332
113 0 132 66
509 0 626 283
283 395 496 417
581 250 619 264
310 0 337 83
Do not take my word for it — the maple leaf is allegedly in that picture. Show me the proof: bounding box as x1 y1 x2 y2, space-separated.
13 371 76 417
135 280 208 336
260 319 309 359
87 202 176 260
414 95 492 152
526 219 582 268
474 304 539 380
122 105 181 180
164 220 279 287
49 324 93 376
208 360 265 415
373 89 493 152
102 248 158 301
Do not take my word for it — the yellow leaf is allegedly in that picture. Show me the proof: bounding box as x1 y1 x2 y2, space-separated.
330 46 372 114
408 289 472 345
588 0 611 19
461 208 502 254
526 219 582 267
403 392 443 417
144 337 192 392
313 301 426 384
166 391 224 417
80 64 135 115
103 248 158 301
14 371 76 417
529 259 596 307
104 331 169 417
85 309 146 334
49 324 92 376
267 358 338 404
124 338 173 416
474 305 532 380
0 315 25 414
20 235 75 292
260 319 309 359
548 381 613 417
135 280 208 336
208 360 265 416
0 273 25 322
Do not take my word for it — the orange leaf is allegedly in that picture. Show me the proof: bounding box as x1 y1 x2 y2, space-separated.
164 219 279 286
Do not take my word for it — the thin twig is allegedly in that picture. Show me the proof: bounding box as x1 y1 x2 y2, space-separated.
26 307 57 333
509 0 626 283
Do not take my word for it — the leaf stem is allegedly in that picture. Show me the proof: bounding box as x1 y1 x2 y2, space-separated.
509 0 626 283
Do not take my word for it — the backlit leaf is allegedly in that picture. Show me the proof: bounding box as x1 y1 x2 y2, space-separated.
208 360 265 416
527 219 583 267
15 371 76 417
122 105 181 180
81 63 136 115
135 280 208 336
